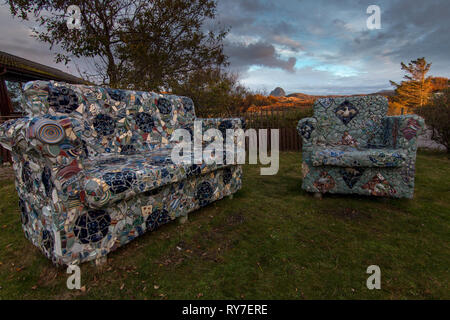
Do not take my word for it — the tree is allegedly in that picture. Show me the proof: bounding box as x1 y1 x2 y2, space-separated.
430 77 449 92
171 68 248 117
8 0 228 90
416 88 450 154
118 1 228 91
9 0 137 86
390 57 433 109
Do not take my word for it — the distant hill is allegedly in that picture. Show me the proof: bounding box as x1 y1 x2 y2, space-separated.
368 90 395 97
247 90 396 112
270 87 286 97
286 92 315 99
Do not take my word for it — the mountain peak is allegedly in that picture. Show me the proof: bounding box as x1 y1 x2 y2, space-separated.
270 87 286 97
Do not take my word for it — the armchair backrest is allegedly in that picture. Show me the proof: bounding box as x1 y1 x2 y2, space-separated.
21 81 196 158
312 95 388 147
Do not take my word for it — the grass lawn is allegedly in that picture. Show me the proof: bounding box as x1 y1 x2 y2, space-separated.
0 151 448 300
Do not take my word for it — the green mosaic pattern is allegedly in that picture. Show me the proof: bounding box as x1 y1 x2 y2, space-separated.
297 96 425 198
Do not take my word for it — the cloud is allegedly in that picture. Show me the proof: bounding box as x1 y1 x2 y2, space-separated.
217 0 450 93
0 6 81 76
270 35 303 51
225 41 297 72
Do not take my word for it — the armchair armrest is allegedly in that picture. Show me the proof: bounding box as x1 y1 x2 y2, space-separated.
297 117 318 147
384 115 425 151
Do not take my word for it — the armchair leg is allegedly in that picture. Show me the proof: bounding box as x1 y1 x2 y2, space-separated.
179 214 188 224
313 192 323 199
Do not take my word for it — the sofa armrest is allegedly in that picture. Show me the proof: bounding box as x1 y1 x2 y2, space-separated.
0 118 25 151
297 117 318 147
197 117 245 132
384 115 425 151
0 116 85 165
1 116 89 224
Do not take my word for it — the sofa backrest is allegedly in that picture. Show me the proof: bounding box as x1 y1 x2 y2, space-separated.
312 95 388 147
21 81 196 158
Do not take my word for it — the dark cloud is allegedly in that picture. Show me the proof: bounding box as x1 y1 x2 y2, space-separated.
225 41 297 72
237 0 274 12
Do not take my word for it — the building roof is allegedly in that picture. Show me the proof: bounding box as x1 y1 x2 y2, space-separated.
0 50 87 84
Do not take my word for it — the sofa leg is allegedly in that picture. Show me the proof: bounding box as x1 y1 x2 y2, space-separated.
179 214 188 224
228 194 234 200
313 192 323 199
95 256 108 267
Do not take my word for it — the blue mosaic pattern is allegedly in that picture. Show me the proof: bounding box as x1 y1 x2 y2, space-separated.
297 96 425 199
0 80 243 265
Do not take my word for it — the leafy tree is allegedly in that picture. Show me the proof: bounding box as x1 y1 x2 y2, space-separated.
430 77 449 92
9 0 137 86
390 57 433 109
416 89 450 154
7 0 228 91
118 1 227 91
171 68 248 117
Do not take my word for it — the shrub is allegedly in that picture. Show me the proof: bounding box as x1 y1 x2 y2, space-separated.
416 88 450 153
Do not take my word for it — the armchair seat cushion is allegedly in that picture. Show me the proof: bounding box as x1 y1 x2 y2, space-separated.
311 146 407 168
82 147 228 208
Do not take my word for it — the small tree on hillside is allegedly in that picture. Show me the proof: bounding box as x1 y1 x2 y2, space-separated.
430 77 450 92
390 57 433 110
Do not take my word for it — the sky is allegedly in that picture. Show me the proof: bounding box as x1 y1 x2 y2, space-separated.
0 0 449 95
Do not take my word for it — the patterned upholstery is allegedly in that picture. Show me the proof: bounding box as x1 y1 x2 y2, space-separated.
297 96 425 198
0 80 243 265
311 146 407 167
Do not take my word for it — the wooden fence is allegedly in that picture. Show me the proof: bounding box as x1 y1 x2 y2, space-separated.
233 108 308 152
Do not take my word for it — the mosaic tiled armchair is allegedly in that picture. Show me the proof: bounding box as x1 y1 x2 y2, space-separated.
0 81 242 266
297 96 425 199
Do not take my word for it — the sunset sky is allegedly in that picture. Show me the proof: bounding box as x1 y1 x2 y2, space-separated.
1 0 449 95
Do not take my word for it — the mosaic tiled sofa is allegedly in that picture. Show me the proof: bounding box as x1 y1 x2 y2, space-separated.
297 96 425 199
0 81 243 266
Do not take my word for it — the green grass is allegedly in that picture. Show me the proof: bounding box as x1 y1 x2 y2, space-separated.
0 151 449 299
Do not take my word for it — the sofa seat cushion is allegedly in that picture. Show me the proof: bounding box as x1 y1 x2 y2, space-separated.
82 147 228 208
311 146 407 167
